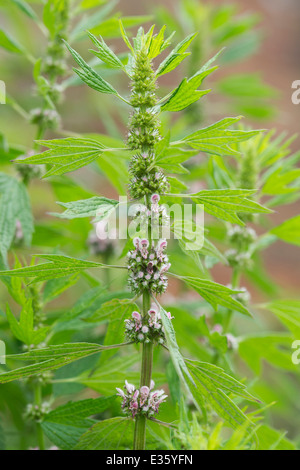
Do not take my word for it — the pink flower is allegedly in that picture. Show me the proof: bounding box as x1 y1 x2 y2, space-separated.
151 194 160 204
132 311 141 322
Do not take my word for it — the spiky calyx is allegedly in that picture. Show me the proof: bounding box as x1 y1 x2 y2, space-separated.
129 153 169 198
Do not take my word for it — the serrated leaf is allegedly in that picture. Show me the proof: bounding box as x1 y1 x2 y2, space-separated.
0 254 106 283
156 33 197 77
75 417 134 450
17 138 105 177
178 276 251 316
64 40 119 95
0 173 34 260
42 396 116 450
187 362 253 431
87 31 124 69
0 342 125 383
173 117 262 156
52 196 119 222
159 305 195 388
161 51 223 112
190 189 271 225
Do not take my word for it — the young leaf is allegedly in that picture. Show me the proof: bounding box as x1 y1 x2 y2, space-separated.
0 254 107 283
87 31 124 69
52 196 119 222
156 33 197 77
172 117 262 156
64 41 119 96
161 66 216 112
6 301 49 346
17 138 105 177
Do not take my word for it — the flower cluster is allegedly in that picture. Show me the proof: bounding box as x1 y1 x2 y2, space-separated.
228 225 257 249
131 194 169 236
127 237 171 294
29 108 60 130
116 380 167 418
16 153 44 184
129 153 169 199
225 249 253 270
125 303 174 344
25 402 51 423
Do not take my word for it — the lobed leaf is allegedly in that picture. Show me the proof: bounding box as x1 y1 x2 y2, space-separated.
17 137 105 177
173 117 262 156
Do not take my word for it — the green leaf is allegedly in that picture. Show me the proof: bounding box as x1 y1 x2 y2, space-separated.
156 33 197 77
161 50 223 112
64 40 119 96
159 305 195 389
6 301 49 346
52 196 119 222
187 361 254 431
148 25 173 59
10 0 39 21
42 396 116 450
0 342 125 383
75 417 134 450
87 31 124 69
173 117 262 156
87 299 137 364
161 67 215 112
261 300 300 338
119 19 134 53
239 334 296 375
0 30 24 54
190 189 271 225
178 276 251 316
0 254 106 283
17 138 105 177
270 215 300 246
78 354 141 395
0 173 34 260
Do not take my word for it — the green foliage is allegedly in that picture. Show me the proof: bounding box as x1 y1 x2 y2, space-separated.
0 0 299 452
0 173 34 261
172 117 262 156
18 138 107 177
0 255 106 283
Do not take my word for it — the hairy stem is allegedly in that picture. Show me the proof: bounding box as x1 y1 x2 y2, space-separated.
133 290 153 450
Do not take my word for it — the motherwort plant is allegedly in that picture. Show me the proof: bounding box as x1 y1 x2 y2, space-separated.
0 24 273 450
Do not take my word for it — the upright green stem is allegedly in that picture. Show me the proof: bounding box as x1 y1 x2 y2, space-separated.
133 290 153 450
34 383 45 450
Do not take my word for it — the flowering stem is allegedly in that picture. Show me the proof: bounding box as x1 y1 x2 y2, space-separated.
133 290 153 450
